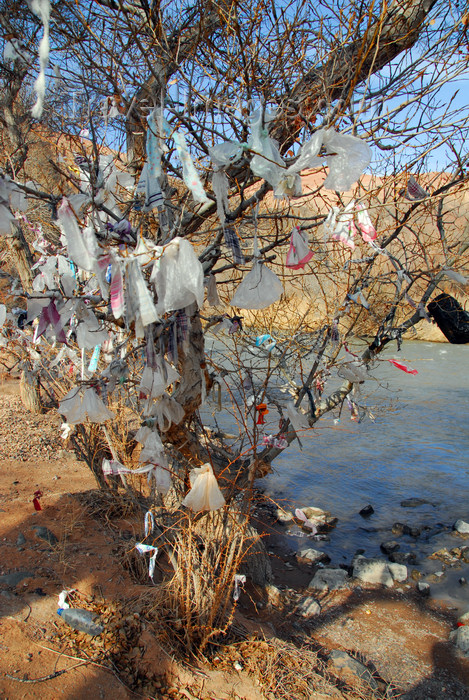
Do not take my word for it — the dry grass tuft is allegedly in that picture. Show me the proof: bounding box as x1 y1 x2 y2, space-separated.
74 488 145 524
216 637 378 699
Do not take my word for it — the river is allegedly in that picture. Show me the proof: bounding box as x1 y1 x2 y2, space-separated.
262 340 469 609
205 337 469 610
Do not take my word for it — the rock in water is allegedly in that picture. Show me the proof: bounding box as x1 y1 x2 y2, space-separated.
403 524 421 537
296 547 330 564
400 498 429 508
389 551 417 565
380 540 400 555
417 582 430 596
388 563 407 582
353 556 394 588
359 505 374 517
392 522 405 536
454 519 469 534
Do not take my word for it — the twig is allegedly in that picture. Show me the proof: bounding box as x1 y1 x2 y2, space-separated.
5 660 86 683
31 642 142 696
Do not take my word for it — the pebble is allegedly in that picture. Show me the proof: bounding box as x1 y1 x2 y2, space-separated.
403 524 421 537
417 582 430 596
359 505 374 517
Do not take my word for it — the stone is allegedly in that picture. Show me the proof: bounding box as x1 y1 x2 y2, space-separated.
403 525 421 537
417 582 430 596
299 507 338 530
459 577 467 586
276 508 294 524
388 563 407 582
392 522 405 536
429 548 453 562
389 551 417 565
16 533 26 547
0 571 35 587
450 626 469 655
460 547 469 564
380 540 400 555
454 519 469 535
352 556 394 588
308 568 348 591
400 498 429 508
296 596 321 618
410 569 422 581
329 650 378 691
297 548 330 564
359 505 374 517
457 611 469 626
31 526 58 546
265 585 283 607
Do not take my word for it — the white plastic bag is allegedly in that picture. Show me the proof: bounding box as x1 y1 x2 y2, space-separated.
212 169 229 225
182 463 226 512
154 237 204 314
152 394 185 432
57 198 95 272
138 429 165 464
205 274 220 306
74 303 109 350
322 131 371 192
59 387 114 424
248 109 285 189
173 131 209 204
286 227 313 269
138 360 180 399
230 260 283 309
209 141 244 168
275 130 323 197
338 362 368 383
285 402 309 433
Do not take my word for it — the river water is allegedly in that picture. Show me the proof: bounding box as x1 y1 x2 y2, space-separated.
205 337 469 610
262 340 469 610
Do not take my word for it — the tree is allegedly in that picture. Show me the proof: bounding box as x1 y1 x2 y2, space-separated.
0 0 468 652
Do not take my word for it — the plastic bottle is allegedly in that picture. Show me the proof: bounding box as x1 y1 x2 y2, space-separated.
57 607 104 636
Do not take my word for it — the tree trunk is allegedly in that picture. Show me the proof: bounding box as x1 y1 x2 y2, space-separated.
19 369 42 414
6 221 34 294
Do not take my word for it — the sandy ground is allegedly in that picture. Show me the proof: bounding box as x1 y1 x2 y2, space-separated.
0 377 468 699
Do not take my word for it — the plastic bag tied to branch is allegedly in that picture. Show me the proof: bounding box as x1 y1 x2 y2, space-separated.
182 462 226 512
